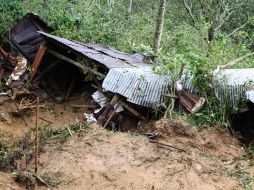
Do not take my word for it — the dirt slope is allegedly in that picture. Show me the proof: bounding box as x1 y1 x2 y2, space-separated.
0 172 23 190
31 122 253 190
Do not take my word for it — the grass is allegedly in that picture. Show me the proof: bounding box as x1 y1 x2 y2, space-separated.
39 120 90 144
246 143 254 159
42 172 67 187
230 169 254 190
0 120 90 173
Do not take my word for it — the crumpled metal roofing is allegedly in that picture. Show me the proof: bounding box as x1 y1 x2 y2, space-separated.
102 67 171 108
213 68 254 106
39 32 150 69
38 32 171 108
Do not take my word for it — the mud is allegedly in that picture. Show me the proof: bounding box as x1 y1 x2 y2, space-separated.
32 122 253 190
0 98 253 190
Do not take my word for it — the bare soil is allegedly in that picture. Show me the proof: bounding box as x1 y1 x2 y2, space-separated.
0 95 92 147
0 98 253 190
35 122 253 190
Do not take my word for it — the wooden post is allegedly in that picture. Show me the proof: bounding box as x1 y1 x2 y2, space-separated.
35 97 39 173
103 103 120 128
119 100 146 120
65 78 76 101
47 49 105 78
30 43 47 80
97 95 120 125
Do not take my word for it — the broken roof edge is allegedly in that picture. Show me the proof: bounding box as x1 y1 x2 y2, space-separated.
38 31 152 69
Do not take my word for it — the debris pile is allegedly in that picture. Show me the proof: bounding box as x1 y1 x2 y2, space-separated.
0 13 207 130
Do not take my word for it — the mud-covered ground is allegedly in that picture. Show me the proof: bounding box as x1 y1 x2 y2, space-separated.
0 97 253 190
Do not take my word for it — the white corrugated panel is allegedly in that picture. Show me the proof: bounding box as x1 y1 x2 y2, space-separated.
213 68 254 106
102 67 172 108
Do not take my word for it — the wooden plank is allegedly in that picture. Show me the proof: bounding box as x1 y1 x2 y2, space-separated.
30 43 47 80
97 94 120 125
119 100 146 120
47 49 106 78
103 103 120 128
65 78 76 101
35 97 39 173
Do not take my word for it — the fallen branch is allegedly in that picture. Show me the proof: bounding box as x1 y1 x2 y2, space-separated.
14 103 28 126
33 173 51 189
13 171 52 189
39 117 54 124
219 51 254 69
19 104 45 111
69 104 97 108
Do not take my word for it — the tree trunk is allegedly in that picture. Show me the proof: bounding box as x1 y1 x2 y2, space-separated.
128 0 133 13
153 0 166 54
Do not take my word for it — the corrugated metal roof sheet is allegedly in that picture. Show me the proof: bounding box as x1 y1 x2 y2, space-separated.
213 68 254 106
102 67 171 108
34 32 171 108
38 32 172 108
39 32 151 69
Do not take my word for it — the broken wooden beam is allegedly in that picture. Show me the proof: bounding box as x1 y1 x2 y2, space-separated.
65 78 76 101
103 103 120 128
30 43 47 80
161 93 178 99
69 105 97 108
97 94 120 125
47 49 106 78
178 90 205 113
119 100 146 120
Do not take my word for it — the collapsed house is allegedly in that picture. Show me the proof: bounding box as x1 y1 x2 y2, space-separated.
2 13 253 139
2 13 178 129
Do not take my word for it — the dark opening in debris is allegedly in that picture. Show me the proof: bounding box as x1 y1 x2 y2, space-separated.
231 101 254 146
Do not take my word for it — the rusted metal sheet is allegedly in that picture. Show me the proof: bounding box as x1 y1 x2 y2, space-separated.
102 67 171 108
4 13 52 63
38 32 151 69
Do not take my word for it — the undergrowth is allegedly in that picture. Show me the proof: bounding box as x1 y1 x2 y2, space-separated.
0 120 90 172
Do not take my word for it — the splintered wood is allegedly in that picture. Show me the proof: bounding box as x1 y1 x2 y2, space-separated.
178 90 205 113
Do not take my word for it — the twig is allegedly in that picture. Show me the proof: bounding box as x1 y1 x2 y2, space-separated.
69 105 97 108
228 22 248 37
39 117 54 124
35 97 39 173
32 173 51 189
183 0 199 30
67 127 73 136
149 139 187 152
14 103 28 126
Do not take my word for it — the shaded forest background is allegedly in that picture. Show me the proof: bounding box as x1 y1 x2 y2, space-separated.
1 0 253 68
0 0 254 125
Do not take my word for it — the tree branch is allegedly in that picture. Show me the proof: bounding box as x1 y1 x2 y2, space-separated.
183 0 199 30
219 52 254 69
228 22 248 37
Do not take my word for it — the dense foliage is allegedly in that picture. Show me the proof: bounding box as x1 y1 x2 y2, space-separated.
0 0 254 126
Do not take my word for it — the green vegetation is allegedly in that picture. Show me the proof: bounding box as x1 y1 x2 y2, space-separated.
39 120 90 143
230 168 254 190
0 0 254 127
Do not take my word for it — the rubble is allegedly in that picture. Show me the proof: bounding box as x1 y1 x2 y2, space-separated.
0 13 208 130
